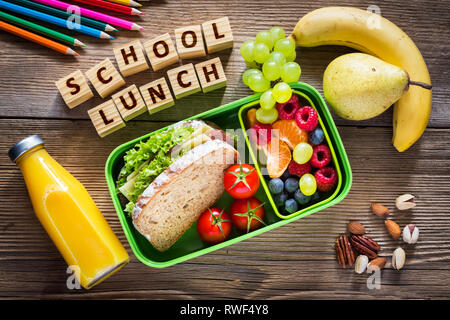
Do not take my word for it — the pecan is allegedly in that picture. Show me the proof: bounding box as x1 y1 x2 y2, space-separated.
350 235 380 260
335 234 355 268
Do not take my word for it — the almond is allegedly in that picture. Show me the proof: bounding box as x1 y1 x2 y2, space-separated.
367 257 386 271
385 219 401 239
371 203 390 217
347 221 366 235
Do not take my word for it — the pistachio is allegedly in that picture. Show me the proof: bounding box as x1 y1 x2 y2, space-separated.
354 255 369 274
371 203 390 217
385 219 401 239
396 194 416 211
392 247 406 270
403 224 419 244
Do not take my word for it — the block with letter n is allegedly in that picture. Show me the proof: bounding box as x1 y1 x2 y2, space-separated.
202 17 233 53
111 84 147 121
195 57 227 93
55 70 94 108
139 77 175 114
88 100 125 137
85 58 125 98
113 40 149 77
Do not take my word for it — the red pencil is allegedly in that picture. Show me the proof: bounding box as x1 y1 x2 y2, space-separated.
70 0 143 15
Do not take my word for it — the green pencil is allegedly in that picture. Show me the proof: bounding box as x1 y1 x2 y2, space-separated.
6 0 118 32
0 10 85 47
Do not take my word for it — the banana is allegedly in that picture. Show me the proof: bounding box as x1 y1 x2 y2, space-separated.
290 7 432 152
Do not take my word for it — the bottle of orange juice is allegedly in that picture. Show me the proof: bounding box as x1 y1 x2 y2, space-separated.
8 135 129 289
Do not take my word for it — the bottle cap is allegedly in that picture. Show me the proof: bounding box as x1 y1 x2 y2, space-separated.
8 135 44 163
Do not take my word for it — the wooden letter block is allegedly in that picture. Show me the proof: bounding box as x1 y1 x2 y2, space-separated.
202 17 233 53
85 58 125 98
167 63 201 99
113 40 149 77
139 77 174 114
174 25 206 59
111 84 147 121
88 99 125 137
143 33 179 71
195 57 227 93
55 70 93 109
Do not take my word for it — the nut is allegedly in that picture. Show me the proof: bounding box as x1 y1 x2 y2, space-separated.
335 235 355 268
347 221 366 235
371 203 390 217
367 257 386 272
350 235 380 259
392 247 406 270
396 194 416 210
354 255 369 274
385 219 401 239
403 224 419 244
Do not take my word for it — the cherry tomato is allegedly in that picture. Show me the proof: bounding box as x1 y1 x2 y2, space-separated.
197 208 232 244
224 163 260 199
230 197 266 233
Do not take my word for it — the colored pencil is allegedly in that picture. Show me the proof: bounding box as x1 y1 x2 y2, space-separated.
105 0 142 7
32 0 144 31
0 10 85 47
71 0 143 15
0 1 114 39
0 20 78 55
7 0 117 32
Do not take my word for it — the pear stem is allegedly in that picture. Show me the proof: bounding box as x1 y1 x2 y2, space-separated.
408 80 432 90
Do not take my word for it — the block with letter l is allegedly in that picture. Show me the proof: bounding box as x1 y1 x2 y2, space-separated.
88 99 125 137
201 17 233 53
113 40 149 77
139 77 174 114
195 57 227 93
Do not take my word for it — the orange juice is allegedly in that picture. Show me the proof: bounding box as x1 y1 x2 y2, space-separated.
9 135 129 289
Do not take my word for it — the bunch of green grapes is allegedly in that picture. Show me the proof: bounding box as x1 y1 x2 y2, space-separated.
240 27 301 124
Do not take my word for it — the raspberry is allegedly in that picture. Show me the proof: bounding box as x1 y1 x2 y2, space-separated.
276 94 301 120
314 167 337 192
310 144 331 168
249 122 272 146
295 106 318 131
288 160 311 178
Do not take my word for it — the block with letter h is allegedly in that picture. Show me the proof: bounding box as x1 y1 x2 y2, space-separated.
195 57 227 93
113 40 149 77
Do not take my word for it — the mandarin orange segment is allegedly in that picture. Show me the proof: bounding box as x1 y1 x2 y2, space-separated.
272 119 308 150
266 138 291 178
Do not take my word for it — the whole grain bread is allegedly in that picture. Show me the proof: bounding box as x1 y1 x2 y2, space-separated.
132 139 239 252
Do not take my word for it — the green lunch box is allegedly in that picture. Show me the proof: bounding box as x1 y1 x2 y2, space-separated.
105 82 352 268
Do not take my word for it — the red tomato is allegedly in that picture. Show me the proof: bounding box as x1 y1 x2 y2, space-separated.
224 163 260 199
230 197 266 233
197 208 232 244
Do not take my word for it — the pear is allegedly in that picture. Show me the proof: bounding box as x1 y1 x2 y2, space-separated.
323 53 431 121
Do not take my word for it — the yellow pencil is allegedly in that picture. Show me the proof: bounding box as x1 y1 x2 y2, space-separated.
104 0 142 7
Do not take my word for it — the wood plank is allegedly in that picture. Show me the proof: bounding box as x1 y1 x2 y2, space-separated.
0 119 449 299
0 0 448 128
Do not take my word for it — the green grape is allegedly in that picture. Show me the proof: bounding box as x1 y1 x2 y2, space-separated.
286 50 296 62
260 90 276 110
299 173 317 196
253 42 270 64
256 107 278 124
242 69 262 86
262 60 281 81
245 60 259 69
268 51 286 65
248 73 271 92
269 26 285 43
281 62 302 83
272 82 292 103
240 40 255 62
274 38 295 58
255 30 274 50
293 142 313 164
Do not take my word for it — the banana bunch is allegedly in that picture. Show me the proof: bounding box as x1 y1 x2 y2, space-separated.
290 7 432 152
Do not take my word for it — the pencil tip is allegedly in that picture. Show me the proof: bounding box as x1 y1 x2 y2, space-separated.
74 39 86 47
130 0 142 7
105 24 118 32
100 31 114 39
131 23 144 31
67 48 79 56
131 8 143 15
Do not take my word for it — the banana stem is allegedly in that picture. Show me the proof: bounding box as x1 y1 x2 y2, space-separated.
409 80 432 90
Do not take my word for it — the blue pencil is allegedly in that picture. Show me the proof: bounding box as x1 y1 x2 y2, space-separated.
0 0 113 39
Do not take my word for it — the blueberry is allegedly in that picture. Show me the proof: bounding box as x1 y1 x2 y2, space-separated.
285 198 298 213
268 178 284 195
273 191 288 207
294 189 311 205
280 170 290 181
284 177 299 193
311 191 321 203
309 128 325 145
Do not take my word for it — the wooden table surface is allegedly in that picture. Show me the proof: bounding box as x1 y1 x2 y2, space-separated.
1 0 449 300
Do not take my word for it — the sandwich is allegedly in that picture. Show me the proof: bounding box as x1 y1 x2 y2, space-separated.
116 120 239 252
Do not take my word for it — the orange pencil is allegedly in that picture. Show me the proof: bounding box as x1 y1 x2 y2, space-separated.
0 20 78 56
